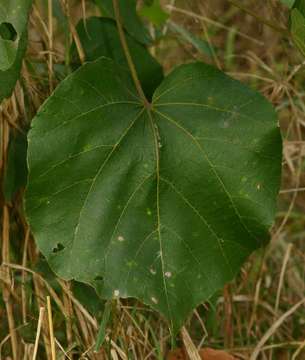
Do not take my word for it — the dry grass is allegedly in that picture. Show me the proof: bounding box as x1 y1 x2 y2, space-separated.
1 0 305 359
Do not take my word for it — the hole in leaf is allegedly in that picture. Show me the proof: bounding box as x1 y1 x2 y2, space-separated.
0 23 17 41
52 243 65 253
94 276 103 281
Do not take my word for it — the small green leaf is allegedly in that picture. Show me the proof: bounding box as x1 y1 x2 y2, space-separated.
71 17 163 100
169 21 215 58
290 8 305 56
26 58 282 332
0 0 32 71
281 0 295 8
289 0 305 57
94 0 151 45
139 0 169 26
3 131 28 202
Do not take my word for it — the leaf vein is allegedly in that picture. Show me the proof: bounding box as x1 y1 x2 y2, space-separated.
155 109 259 245
160 176 235 278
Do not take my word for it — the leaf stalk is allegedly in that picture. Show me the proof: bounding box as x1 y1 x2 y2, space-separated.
112 0 150 107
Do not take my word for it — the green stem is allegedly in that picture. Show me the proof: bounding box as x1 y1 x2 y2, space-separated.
227 0 289 36
112 0 149 106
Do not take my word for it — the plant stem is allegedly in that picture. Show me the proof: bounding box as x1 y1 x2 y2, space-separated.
112 0 149 106
227 0 289 36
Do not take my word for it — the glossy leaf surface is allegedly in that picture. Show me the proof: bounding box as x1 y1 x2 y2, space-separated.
26 58 282 331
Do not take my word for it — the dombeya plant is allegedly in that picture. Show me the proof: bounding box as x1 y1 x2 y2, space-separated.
25 0 282 332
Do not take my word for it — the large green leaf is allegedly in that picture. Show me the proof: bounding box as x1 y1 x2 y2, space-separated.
26 58 282 332
0 0 32 71
94 0 151 45
71 17 163 100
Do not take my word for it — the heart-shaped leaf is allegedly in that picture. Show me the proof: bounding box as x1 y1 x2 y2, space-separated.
71 17 163 99
26 57 282 332
0 0 32 71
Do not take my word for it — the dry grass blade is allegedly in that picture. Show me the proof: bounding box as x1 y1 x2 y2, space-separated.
250 298 305 360
181 326 201 360
32 307 45 360
47 296 56 360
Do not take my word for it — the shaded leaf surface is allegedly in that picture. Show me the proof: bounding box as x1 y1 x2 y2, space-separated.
94 0 151 44
0 0 32 71
3 131 28 201
293 0 305 13
71 17 163 100
26 58 282 332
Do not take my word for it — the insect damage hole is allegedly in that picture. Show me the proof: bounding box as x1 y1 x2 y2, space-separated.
94 275 103 281
0 23 17 41
52 243 65 253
